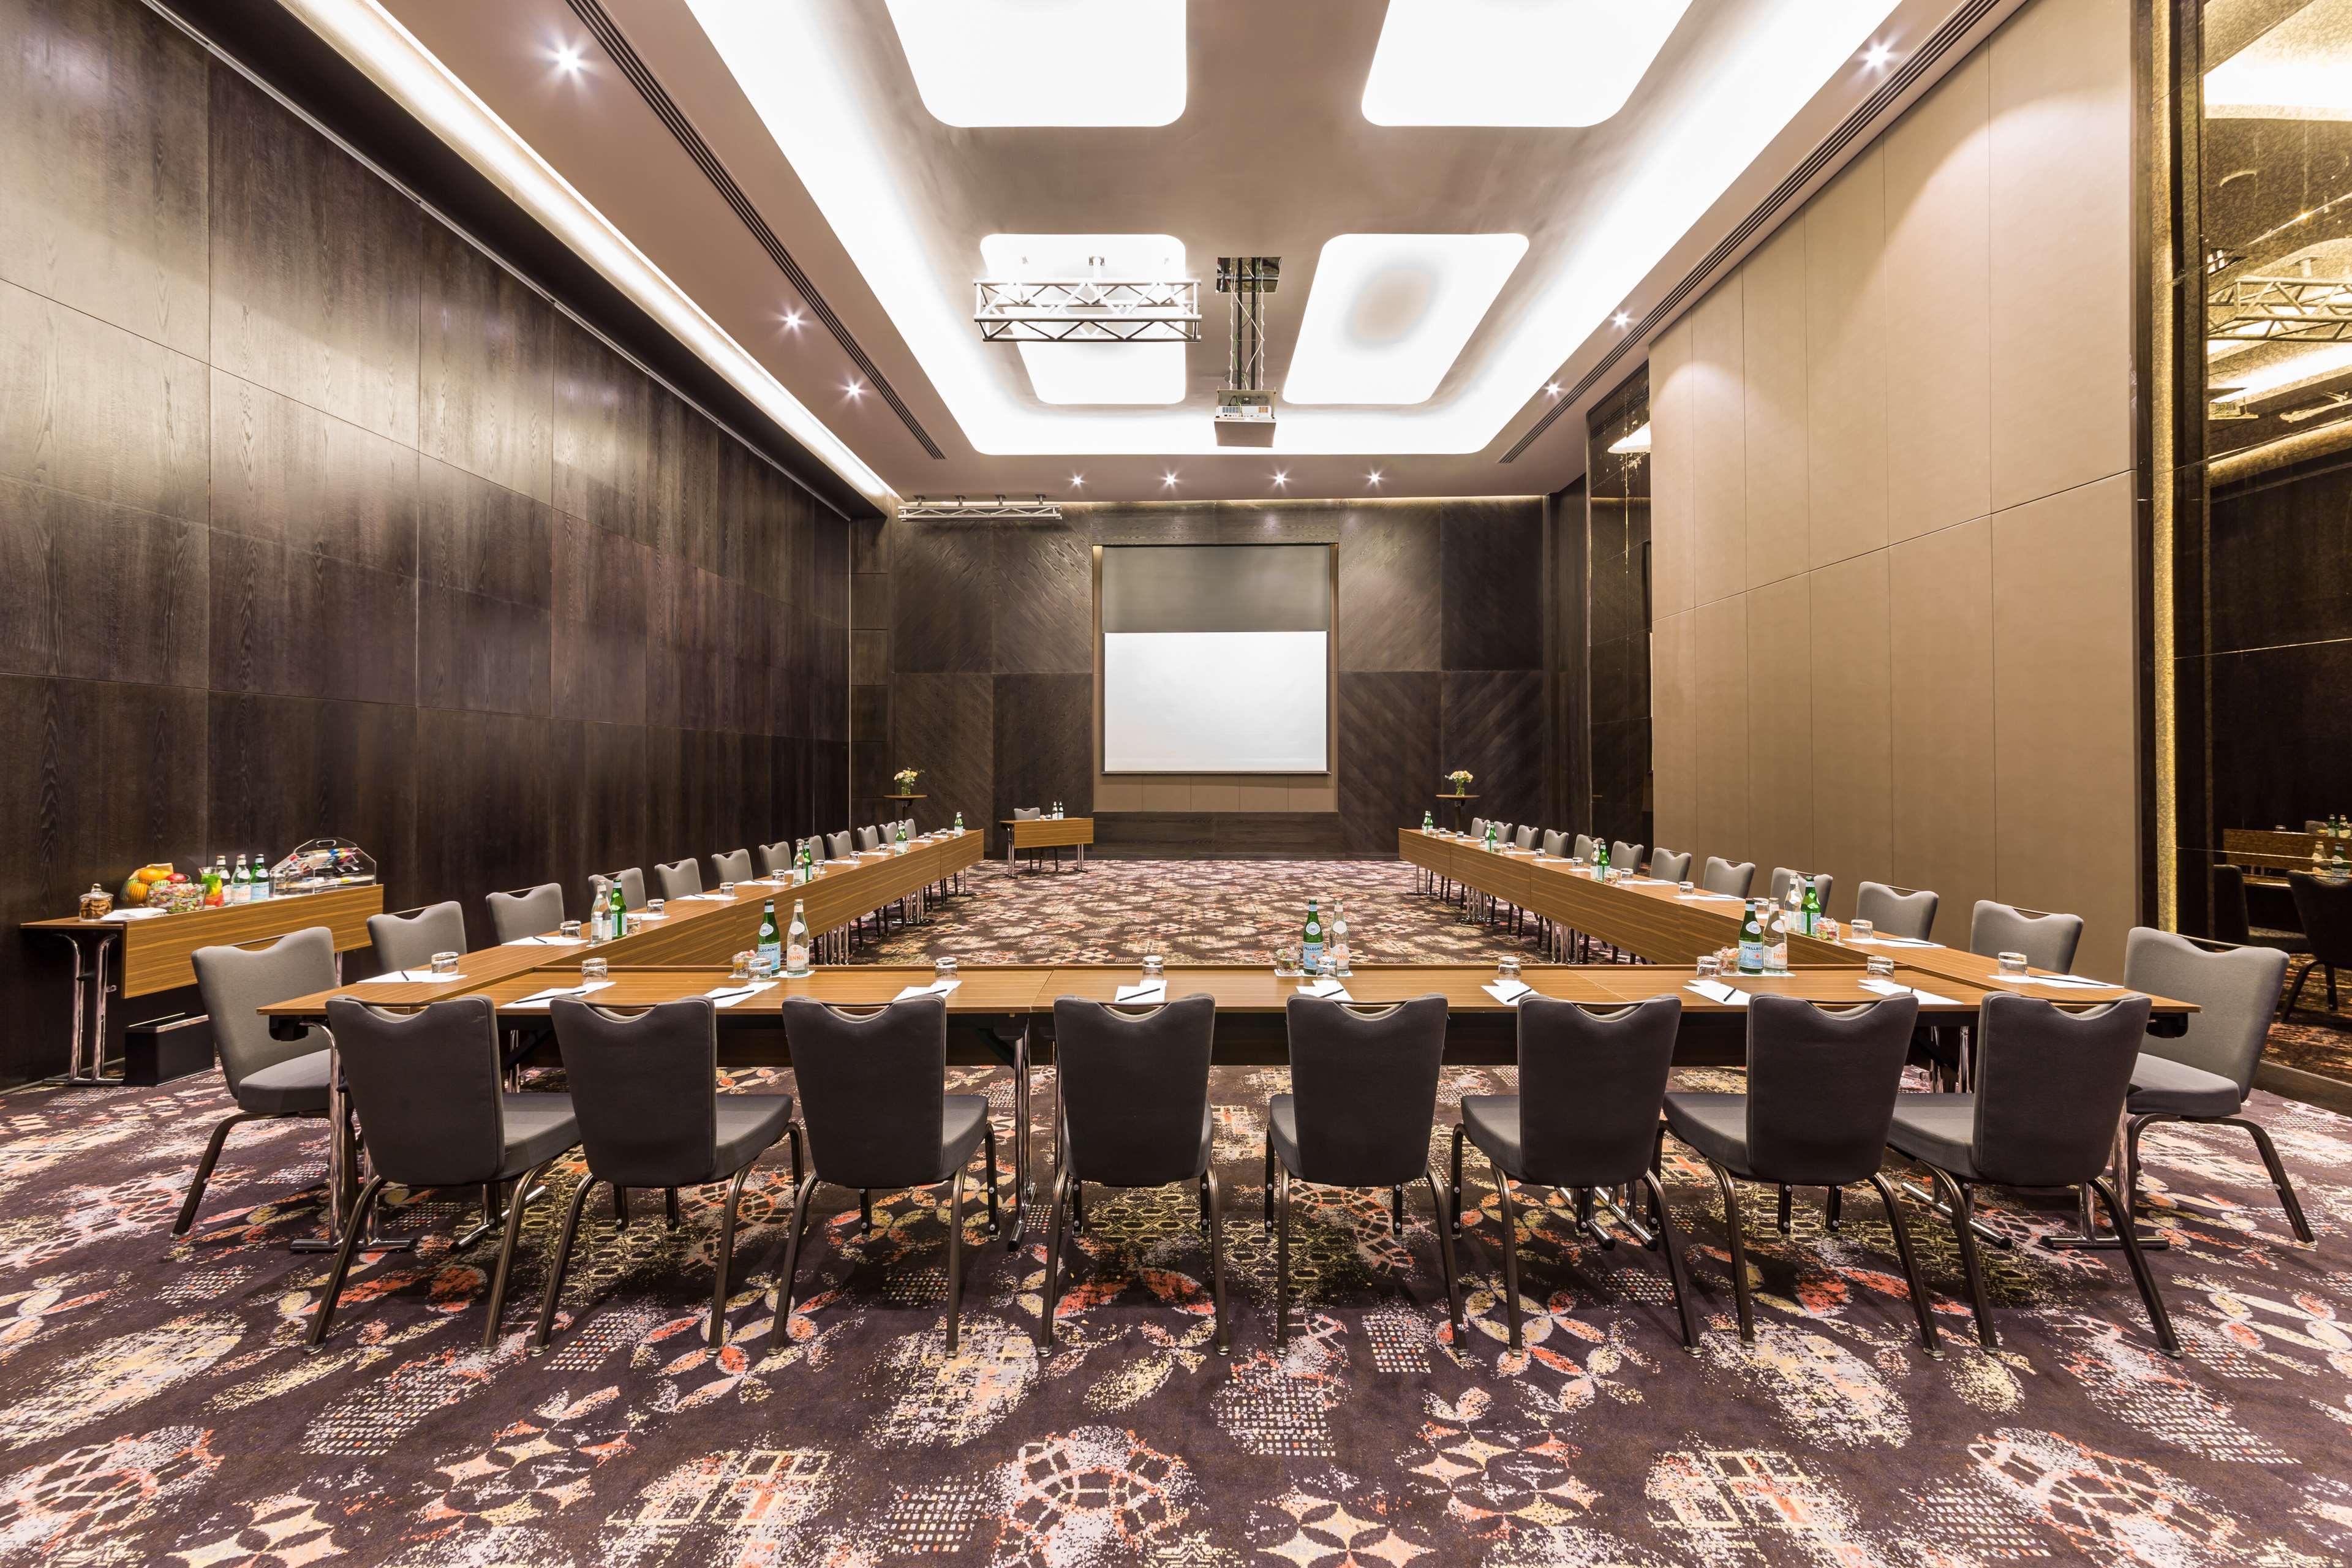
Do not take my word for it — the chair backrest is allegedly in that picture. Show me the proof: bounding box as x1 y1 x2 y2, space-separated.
1702 858 1756 897
326 996 509 1188
1490 822 1513 843
1283 995 1448 1186
592 868 646 910
1651 849 1692 883
2123 927 2285 1099
1469 816 1486 837
1540 829 1567 858
710 849 754 885
654 858 702 899
1053 996 1216 1187
2289 872 2352 965
1014 807 1041 821
1855 881 1938 941
367 901 466 973
1611 840 1645 872
801 835 825 865
2209 865 2253 946
487 883 564 943
756 840 794 875
1513 825 1537 851
1517 995 1683 1186
781 995 951 1187
551 997 721 1186
856 826 880 852
192 927 337 1095
1743 993 1919 1185
1969 900 2082 971
826 831 854 859
1970 992 2153 1187
1573 833 1596 861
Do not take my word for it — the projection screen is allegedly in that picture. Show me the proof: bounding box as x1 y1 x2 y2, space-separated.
1099 544 1332 774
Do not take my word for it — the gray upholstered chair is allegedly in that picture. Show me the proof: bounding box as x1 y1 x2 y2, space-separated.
801 835 826 867
178 928 340 1237
756 840 795 876
1572 833 1597 861
709 849 755 886
1266 995 1461 1344
1540 829 1568 858
1451 995 1697 1351
533 998 801 1351
1607 840 1640 872
654 858 703 899
1663 993 1937 1350
2209 864 2306 954
826 831 854 860
1969 900 2082 973
1513 825 1537 851
1887 992 2174 1356
487 883 564 943
590 868 646 910
2120 929 2310 1242
855 826 881 853
310 997 579 1349
2284 871 2352 1017
1041 996 1226 1351
1767 869 1834 914
1469 816 1487 839
1650 849 1692 883
1700 858 1756 898
1488 821 1514 845
775 995 998 1352
1855 881 1939 941
366 901 466 973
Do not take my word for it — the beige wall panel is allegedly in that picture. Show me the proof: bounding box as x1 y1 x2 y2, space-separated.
1741 224 1810 591
1233 783 1289 811
1691 595 1752 859
1991 473 2138 976
1141 781 1192 812
1890 518 1997 948
1746 573 1814 887
1192 782 1242 812
1989 0 2132 512
1809 552 1894 922
1804 150 1889 572
1094 777 1143 812
1884 48 1993 541
1691 279 1748 608
1651 609 1698 858
1648 320 1696 617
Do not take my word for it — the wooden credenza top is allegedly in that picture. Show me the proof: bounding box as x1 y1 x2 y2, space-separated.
25 883 383 998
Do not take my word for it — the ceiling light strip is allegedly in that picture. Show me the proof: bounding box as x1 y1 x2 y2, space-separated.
564 0 943 459
1501 0 2002 462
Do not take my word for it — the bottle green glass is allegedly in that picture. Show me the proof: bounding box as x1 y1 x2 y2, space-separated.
784 899 811 978
1594 839 1610 878
756 898 782 973
1302 898 1324 973
1738 900 1765 974
1422 809 1434 831
1800 876 1821 936
250 851 271 902
608 879 628 938
894 822 909 855
954 811 965 835
1484 823 1498 853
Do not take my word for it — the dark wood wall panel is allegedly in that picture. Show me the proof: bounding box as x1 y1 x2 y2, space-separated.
892 672 994 838
993 673 1093 840
1338 508 1441 672
0 2 854 1087
1441 669 1549 832
1441 499 1545 673
1336 672 1442 856
993 524 1093 674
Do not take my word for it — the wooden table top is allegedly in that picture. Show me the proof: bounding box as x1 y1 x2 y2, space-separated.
1003 816 1095 848
24 884 383 998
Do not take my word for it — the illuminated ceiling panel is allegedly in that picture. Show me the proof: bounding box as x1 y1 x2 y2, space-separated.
1283 235 1528 405
882 0 1188 127
979 234 1189 404
1362 0 1695 127
2206 0 2352 120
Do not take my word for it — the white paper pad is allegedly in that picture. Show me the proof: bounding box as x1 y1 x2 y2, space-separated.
892 979 962 1001
1875 936 1940 948
1483 979 1533 1005
1993 973 2111 990
1858 976 1964 1006
1297 979 1354 1001
1675 893 1735 902
1114 981 1167 1003
704 981 778 1008
1685 979 1750 1006
97 907 167 921
679 893 732 902
355 969 464 984
506 935 583 948
507 981 614 1010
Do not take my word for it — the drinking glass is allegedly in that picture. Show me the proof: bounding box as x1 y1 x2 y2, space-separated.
720 881 736 897
646 897 666 918
729 951 753 982
1497 955 1523 983
1696 954 1722 979
935 956 959 982
1848 919 1875 943
1141 953 1164 979
1866 954 1896 978
429 951 460 976
582 957 608 982
1678 880 1695 894
559 920 582 940
1997 951 2030 976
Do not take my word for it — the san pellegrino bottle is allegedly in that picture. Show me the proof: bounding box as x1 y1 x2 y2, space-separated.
1329 899 1351 976
590 889 611 943
894 822 909 855
1800 876 1820 937
1738 900 1765 974
1422 809 1434 831
251 851 271 901
1594 839 1611 878
1767 905 1790 973
230 854 250 905
954 811 965 835
1302 898 1324 973
783 899 811 978
1484 823 1498 853
756 898 782 973
794 842 810 884
608 878 628 938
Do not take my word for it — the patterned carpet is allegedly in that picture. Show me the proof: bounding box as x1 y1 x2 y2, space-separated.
1 860 2350 1566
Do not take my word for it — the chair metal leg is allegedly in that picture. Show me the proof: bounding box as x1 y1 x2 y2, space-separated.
1931 1168 1997 1349
306 1174 386 1346
858 1188 872 1236
944 1166 967 1355
1866 1173 1939 1355
1275 1162 1292 1346
1263 1137 1275 1225
1825 1185 1844 1234
2223 1116 2315 1243
2282 959 2318 1020
1038 1164 1069 1349
1070 1178 1085 1232
2093 1175 2179 1358
981 1121 1001 1237
1641 1170 1701 1351
1494 1161 1525 1351
1205 1169 1230 1353
1423 1164 1462 1337
612 1186 630 1229
530 1175 600 1351
1776 1185 1793 1234
1448 1123 1468 1235
1392 1185 1406 1235
788 1122 805 1189
482 1158 554 1352
1706 1160 1755 1341
174 1110 264 1237
708 1165 752 1349
774 1170 818 1329
665 1187 682 1227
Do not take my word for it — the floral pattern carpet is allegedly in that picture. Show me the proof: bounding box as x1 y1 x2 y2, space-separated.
0 860 2348 1566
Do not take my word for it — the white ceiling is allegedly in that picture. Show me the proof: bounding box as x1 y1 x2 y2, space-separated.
355 0 1994 503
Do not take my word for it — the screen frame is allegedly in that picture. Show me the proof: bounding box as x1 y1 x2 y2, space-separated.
1093 541 1338 777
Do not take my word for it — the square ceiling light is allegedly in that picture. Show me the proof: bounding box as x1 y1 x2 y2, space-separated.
883 0 1186 127
2206 0 2352 119
1283 234 1527 406
1362 0 1694 127
980 234 1189 405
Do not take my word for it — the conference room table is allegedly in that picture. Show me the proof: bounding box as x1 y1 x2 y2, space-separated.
1003 815 1093 869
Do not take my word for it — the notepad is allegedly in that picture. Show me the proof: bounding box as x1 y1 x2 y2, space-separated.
892 979 962 1001
1993 973 2110 990
355 968 464 985
1675 893 1735 903
1858 976 1962 1005
1873 936 1941 948
507 981 614 1009
1685 979 1750 1006
703 981 778 1008
1483 979 1533 1005
1114 981 1167 1004
505 935 582 948
1297 979 1354 1001
679 893 732 902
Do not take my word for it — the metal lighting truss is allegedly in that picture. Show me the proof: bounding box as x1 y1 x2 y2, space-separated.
899 495 1063 520
973 276 1201 342
2208 273 2352 345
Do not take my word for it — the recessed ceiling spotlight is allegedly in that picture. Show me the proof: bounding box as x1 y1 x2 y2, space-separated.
1070 473 1085 488
1366 470 1384 487
1545 382 1562 398
1272 469 1289 487
1162 470 1179 488
552 42 587 74
781 308 804 330
844 379 864 398
1861 40 1896 70
1611 311 1632 330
